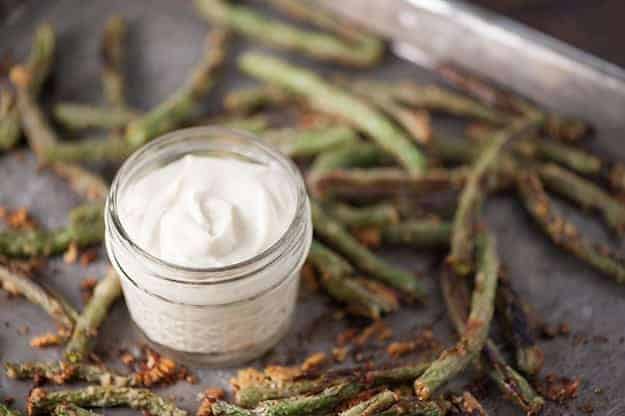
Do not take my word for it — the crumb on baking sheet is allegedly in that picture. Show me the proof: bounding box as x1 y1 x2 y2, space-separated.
119 345 191 387
301 352 327 372
387 340 416 358
264 365 302 382
79 248 98 266
332 346 348 363
197 387 226 416
30 332 63 348
354 320 392 346
64 242 79 264
230 368 265 391
1 207 38 230
80 277 98 303
536 373 580 403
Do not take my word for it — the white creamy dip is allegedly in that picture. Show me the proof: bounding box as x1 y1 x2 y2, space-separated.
120 154 296 269
107 131 312 364
105 127 312 364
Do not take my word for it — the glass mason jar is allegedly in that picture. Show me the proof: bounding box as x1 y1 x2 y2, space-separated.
105 127 312 366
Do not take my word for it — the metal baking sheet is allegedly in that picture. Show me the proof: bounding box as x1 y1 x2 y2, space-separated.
323 0 625 131
2 1 625 415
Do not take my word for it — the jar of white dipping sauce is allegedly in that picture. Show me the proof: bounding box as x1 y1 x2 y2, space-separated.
105 127 312 365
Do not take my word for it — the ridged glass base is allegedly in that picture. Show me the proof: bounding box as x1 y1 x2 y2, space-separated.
130 314 294 367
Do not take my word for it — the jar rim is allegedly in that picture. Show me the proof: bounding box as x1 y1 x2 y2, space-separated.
106 126 310 284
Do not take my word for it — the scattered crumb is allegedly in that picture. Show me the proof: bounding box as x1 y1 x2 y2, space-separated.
17 325 30 335
231 353 327 390
387 341 416 358
300 352 326 372
119 349 136 367
130 346 182 386
577 401 594 414
27 387 47 414
387 329 441 359
377 325 393 342
185 372 198 385
79 248 98 266
354 324 377 346
204 387 225 400
64 243 79 264
332 346 348 363
336 328 359 346
409 109 432 144
81 276 98 289
264 365 301 382
80 277 98 303
230 368 265 391
9 66 32 90
355 320 392 346
28 360 76 385
2 207 37 230
30 332 63 348
197 387 226 416
57 327 70 339
536 374 580 403
85 186 104 201
541 322 570 339
359 280 399 312
333 321 400 364
65 246 98 267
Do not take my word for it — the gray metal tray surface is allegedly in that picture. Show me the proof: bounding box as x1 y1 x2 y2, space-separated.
1 1 625 415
